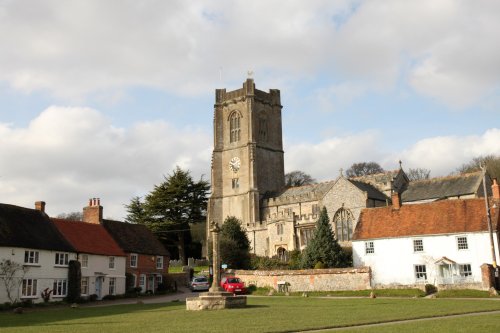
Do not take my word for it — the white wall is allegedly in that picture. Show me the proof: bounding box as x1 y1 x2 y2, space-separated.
353 232 500 287
79 254 126 298
0 247 76 303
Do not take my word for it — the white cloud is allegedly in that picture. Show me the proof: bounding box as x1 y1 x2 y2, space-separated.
2 0 497 109
0 106 211 219
384 128 500 176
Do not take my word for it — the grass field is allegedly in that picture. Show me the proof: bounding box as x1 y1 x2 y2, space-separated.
1 297 499 333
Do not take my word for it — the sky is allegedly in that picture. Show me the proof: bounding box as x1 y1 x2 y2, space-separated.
1 0 500 220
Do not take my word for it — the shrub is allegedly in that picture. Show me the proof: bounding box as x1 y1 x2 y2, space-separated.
425 284 437 295
89 294 98 302
67 260 82 302
314 261 326 269
102 294 116 301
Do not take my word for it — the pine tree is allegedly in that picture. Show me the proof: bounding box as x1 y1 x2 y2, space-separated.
220 216 251 269
300 207 349 269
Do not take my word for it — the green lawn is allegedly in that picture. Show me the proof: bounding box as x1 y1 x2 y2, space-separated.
1 297 499 333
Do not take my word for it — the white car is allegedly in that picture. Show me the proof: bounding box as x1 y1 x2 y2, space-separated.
190 276 210 291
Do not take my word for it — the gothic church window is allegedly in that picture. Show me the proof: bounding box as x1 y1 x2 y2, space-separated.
259 117 267 141
229 111 241 143
333 207 354 242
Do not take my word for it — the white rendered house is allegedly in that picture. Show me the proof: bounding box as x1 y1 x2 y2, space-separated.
353 183 500 290
0 202 76 303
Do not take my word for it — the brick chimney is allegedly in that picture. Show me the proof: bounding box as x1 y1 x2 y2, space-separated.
392 191 401 209
35 201 46 213
492 178 500 199
83 198 103 224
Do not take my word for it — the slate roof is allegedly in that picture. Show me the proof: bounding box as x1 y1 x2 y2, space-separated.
401 171 486 203
353 198 499 240
52 219 126 257
263 181 335 202
0 203 74 252
348 179 389 201
102 219 169 256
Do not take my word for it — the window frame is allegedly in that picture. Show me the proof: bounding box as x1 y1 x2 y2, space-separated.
22 278 38 298
365 241 375 254
456 236 469 250
24 250 40 265
156 256 163 269
109 256 115 269
54 252 69 266
459 263 472 277
413 239 424 253
130 254 138 268
414 264 427 282
80 254 89 268
229 111 241 143
52 279 68 297
81 277 89 295
109 277 116 295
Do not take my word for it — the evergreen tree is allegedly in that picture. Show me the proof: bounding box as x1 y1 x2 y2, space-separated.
300 207 349 269
125 167 209 264
220 216 251 269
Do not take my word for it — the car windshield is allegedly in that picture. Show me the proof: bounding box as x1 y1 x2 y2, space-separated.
194 277 207 282
227 278 240 283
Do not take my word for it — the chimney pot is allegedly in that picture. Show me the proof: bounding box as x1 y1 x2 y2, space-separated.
35 201 46 213
492 178 500 200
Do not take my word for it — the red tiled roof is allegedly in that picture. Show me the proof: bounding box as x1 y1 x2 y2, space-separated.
353 199 499 240
52 219 126 256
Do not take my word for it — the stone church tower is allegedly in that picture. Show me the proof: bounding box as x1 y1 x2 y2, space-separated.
207 78 285 246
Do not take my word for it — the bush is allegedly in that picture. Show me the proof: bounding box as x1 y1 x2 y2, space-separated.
102 294 116 301
89 294 98 302
425 284 437 295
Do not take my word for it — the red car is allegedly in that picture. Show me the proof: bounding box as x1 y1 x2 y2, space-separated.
220 276 247 294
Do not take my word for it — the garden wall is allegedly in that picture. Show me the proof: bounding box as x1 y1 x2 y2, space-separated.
230 267 371 292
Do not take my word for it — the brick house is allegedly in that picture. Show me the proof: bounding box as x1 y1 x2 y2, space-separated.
352 179 500 290
52 217 127 299
0 202 76 303
79 198 170 293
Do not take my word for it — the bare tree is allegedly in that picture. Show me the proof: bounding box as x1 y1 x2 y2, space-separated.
345 162 384 178
407 168 431 181
57 211 83 221
285 170 316 187
456 155 500 179
0 259 28 304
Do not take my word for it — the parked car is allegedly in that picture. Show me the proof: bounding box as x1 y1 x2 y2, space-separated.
190 276 210 291
220 276 247 294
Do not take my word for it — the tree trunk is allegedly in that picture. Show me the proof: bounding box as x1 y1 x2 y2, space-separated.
177 231 186 265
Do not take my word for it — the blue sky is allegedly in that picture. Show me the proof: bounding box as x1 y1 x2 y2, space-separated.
1 0 499 219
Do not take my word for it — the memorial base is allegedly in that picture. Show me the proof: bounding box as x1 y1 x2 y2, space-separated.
186 291 247 311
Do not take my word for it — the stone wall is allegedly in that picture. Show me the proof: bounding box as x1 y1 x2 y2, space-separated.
230 267 371 292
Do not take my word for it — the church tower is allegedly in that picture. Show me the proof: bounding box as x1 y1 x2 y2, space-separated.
207 78 285 239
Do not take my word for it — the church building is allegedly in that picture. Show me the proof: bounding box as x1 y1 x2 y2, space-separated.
207 78 408 258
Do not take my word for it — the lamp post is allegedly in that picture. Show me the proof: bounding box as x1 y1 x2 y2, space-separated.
481 167 499 283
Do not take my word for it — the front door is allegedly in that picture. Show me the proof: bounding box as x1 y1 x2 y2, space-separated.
148 275 155 293
439 264 452 284
95 277 103 299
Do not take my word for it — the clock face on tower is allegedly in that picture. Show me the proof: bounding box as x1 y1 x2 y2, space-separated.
229 157 241 172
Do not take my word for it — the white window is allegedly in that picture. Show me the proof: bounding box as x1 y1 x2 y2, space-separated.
81 277 89 295
24 250 39 264
130 254 138 268
157 275 163 284
457 236 468 250
55 252 69 266
414 265 427 282
109 277 116 295
459 264 472 277
139 274 146 292
109 256 115 269
156 256 163 269
53 279 68 297
413 239 424 252
365 241 375 254
22 278 37 297
80 254 88 268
